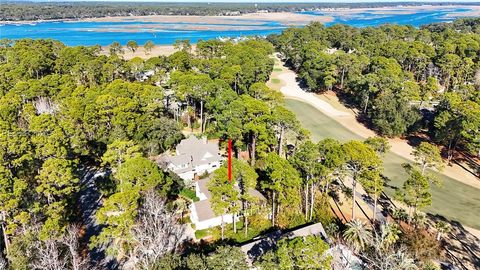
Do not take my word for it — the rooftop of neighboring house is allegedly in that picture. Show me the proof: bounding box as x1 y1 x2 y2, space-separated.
240 222 330 264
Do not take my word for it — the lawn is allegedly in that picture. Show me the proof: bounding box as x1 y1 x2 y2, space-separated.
271 78 281 84
179 188 199 202
194 218 272 243
285 98 480 229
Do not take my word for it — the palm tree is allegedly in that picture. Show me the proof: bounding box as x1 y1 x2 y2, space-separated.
390 250 417 270
343 219 372 252
369 249 417 270
378 222 400 250
434 221 451 241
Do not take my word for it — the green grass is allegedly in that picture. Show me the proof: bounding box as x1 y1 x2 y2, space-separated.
195 228 213 239
271 78 281 84
179 188 199 202
216 220 271 243
273 68 283 72
285 98 480 229
194 215 272 243
285 99 363 142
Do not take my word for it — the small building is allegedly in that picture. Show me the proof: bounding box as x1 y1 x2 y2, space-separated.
164 136 223 183
190 177 266 231
240 222 329 265
138 70 155 82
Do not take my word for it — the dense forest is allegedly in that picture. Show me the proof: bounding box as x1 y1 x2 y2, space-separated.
423 17 480 34
268 19 480 159
1 1 478 21
0 18 478 270
0 37 280 268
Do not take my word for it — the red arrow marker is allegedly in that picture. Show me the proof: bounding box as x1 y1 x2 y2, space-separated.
228 139 232 182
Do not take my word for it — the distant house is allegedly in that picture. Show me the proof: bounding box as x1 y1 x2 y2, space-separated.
164 136 223 183
240 223 363 269
190 177 266 231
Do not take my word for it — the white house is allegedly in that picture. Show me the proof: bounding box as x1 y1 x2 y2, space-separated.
162 136 265 232
189 177 266 231
189 177 238 230
164 136 223 183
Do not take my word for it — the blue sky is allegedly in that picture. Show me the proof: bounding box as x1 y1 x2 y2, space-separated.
43 0 480 2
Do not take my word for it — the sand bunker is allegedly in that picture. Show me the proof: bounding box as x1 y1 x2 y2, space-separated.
278 72 350 117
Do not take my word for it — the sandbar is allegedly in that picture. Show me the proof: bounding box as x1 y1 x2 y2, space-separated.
85 23 283 33
81 12 333 26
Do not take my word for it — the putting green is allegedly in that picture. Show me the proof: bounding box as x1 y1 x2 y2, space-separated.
285 98 480 229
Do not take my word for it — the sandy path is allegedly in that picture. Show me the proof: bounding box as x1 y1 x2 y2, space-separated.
274 56 480 190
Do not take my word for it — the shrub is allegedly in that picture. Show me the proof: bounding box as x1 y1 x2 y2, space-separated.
277 206 305 229
401 228 442 263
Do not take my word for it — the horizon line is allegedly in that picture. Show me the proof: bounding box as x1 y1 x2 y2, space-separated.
6 0 480 3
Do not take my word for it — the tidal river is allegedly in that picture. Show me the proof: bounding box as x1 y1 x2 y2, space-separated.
0 6 478 46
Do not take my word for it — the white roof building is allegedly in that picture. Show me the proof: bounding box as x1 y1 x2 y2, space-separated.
165 136 223 183
190 177 266 231
162 136 266 233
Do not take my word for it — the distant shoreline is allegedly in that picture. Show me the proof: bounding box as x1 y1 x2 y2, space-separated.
2 4 479 25
1 19 71 25
4 2 479 22
318 4 480 17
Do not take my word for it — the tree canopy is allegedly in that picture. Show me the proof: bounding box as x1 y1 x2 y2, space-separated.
269 20 480 151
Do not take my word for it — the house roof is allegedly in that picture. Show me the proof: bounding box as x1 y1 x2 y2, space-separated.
177 136 220 159
167 136 222 172
193 199 217 222
167 154 191 166
197 177 212 199
197 178 266 201
240 222 329 264
194 177 266 222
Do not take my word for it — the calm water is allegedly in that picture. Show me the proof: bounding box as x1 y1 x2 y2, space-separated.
0 7 477 46
0 20 285 46
302 7 475 27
